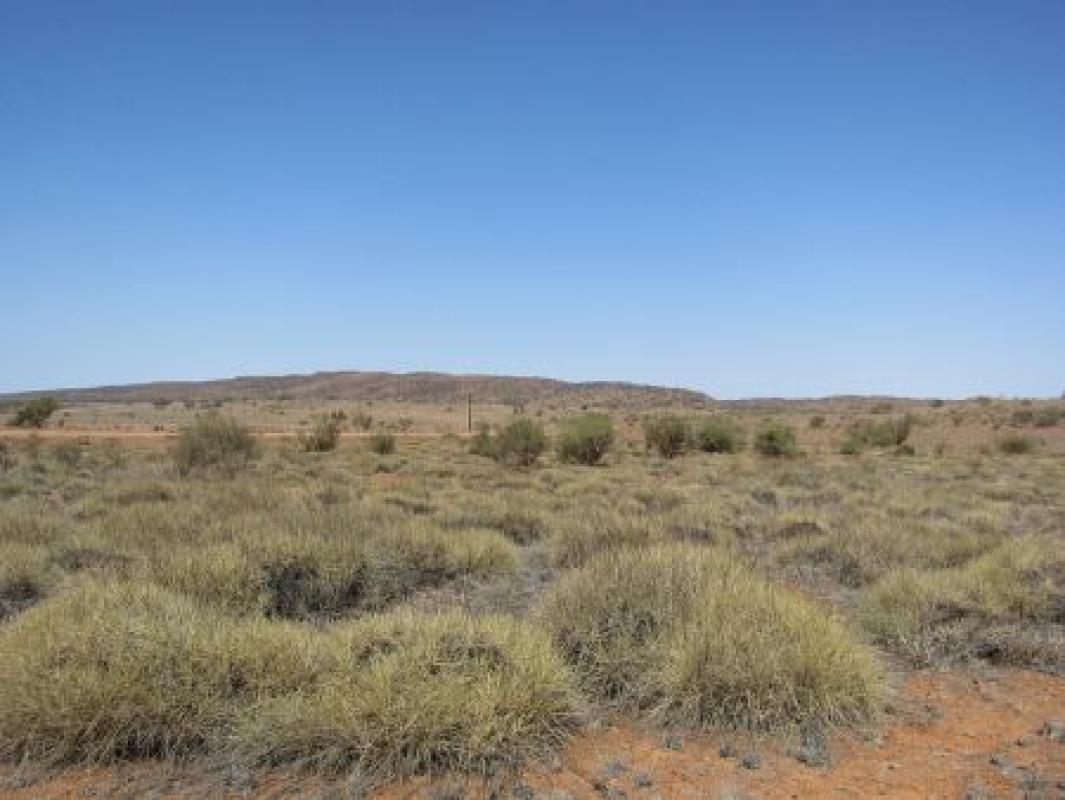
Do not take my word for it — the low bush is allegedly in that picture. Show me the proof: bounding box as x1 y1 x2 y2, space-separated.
369 433 396 455
236 609 582 778
542 545 882 730
692 417 744 454
1034 408 1063 428
842 416 913 452
492 418 548 467
753 423 799 457
809 415 826 429
300 415 342 452
998 434 1036 455
557 413 615 465
9 396 59 428
173 413 258 475
643 415 688 458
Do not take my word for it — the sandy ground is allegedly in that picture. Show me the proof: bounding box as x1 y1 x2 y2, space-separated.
2 667 1062 799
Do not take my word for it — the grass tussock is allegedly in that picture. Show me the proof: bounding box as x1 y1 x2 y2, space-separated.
0 584 580 780
154 523 518 619
861 537 1065 667
0 580 332 764
236 609 582 777
542 545 883 730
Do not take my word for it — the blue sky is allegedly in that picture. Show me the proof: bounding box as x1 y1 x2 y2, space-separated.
2 1 1063 398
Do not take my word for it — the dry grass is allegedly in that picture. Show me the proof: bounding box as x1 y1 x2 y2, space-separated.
0 401 1063 782
236 609 582 777
542 545 882 729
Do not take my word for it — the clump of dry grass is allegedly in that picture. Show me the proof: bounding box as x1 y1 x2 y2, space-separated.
154 522 517 619
861 537 1065 667
173 413 258 475
0 580 332 764
0 541 57 619
0 583 581 783
236 609 583 778
542 544 883 730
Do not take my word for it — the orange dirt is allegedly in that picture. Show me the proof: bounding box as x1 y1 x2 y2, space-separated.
2 668 1062 799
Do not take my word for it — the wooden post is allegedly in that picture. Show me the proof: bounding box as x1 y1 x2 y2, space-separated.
467 393 472 432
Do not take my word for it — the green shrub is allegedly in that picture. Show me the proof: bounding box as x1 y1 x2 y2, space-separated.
236 609 582 778
300 415 342 452
9 396 59 428
998 434 1035 455
369 433 396 455
753 423 799 457
492 418 548 467
557 414 615 465
643 415 688 458
173 413 258 475
692 417 744 454
542 545 882 730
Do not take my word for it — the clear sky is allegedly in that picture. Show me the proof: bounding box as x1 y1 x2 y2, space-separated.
2 1 1063 398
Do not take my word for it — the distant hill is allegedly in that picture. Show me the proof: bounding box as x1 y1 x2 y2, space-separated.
0 371 713 410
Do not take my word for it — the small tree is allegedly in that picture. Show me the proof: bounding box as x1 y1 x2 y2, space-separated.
10 396 59 428
300 415 342 452
692 417 745 454
754 423 799 457
173 413 258 475
493 418 548 467
558 413 615 465
643 415 687 458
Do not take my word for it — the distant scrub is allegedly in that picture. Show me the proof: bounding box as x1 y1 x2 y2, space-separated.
300 415 342 452
839 415 913 454
753 423 799 457
542 545 882 730
498 418 548 465
643 415 688 458
692 416 745 454
173 413 258 475
557 413 615 465
470 418 548 466
8 396 59 428
369 433 396 455
998 434 1036 455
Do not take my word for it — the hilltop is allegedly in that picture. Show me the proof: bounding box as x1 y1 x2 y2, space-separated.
0 370 712 410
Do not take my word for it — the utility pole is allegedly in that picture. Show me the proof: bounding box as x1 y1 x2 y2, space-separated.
467 393 472 432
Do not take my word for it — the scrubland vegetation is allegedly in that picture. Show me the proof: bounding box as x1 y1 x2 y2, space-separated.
0 398 1063 790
